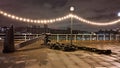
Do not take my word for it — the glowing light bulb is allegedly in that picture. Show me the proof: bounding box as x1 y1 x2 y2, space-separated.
30 20 34 22
26 19 30 22
52 19 56 22
15 17 19 20
7 14 11 17
49 20 53 23
34 20 37 23
19 18 23 21
3 13 7 16
46 20 49 23
70 6 74 12
43 20 47 24
118 12 120 17
0 11 3 14
57 18 62 21
23 18 27 21
11 15 15 19
37 20 40 23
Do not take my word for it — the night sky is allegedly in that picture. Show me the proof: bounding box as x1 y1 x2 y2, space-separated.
0 0 120 31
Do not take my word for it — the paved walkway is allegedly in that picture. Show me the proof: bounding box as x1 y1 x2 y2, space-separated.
0 42 120 68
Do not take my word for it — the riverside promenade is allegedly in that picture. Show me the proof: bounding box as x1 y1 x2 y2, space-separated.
0 40 120 68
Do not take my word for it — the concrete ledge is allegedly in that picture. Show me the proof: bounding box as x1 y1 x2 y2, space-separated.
15 37 41 49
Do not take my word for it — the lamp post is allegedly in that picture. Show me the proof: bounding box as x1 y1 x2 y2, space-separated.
70 6 74 45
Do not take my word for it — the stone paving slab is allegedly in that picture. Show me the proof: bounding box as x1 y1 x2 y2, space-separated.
0 42 120 68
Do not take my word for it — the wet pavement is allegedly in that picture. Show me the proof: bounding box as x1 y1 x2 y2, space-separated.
0 41 120 68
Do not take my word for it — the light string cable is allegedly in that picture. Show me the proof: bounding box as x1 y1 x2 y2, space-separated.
0 10 71 24
0 10 120 26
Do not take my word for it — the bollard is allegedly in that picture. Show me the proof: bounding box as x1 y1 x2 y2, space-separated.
3 25 15 53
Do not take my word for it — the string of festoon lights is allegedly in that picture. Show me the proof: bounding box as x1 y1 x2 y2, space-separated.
0 10 120 26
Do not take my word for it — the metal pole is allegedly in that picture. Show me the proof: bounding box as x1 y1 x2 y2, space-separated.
70 17 73 45
70 6 74 45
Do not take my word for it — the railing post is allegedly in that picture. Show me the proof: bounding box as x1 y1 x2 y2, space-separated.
24 34 27 41
74 34 77 42
29 34 30 40
110 34 112 41
66 34 68 42
90 34 92 41
118 35 120 40
103 34 105 41
82 35 84 41
57 34 59 42
96 34 99 41
36 34 38 38
115 34 118 40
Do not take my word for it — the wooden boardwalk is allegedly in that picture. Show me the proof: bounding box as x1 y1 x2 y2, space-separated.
0 41 120 68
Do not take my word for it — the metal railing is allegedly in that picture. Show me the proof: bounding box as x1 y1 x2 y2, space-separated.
49 34 120 42
0 34 120 42
0 34 41 41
